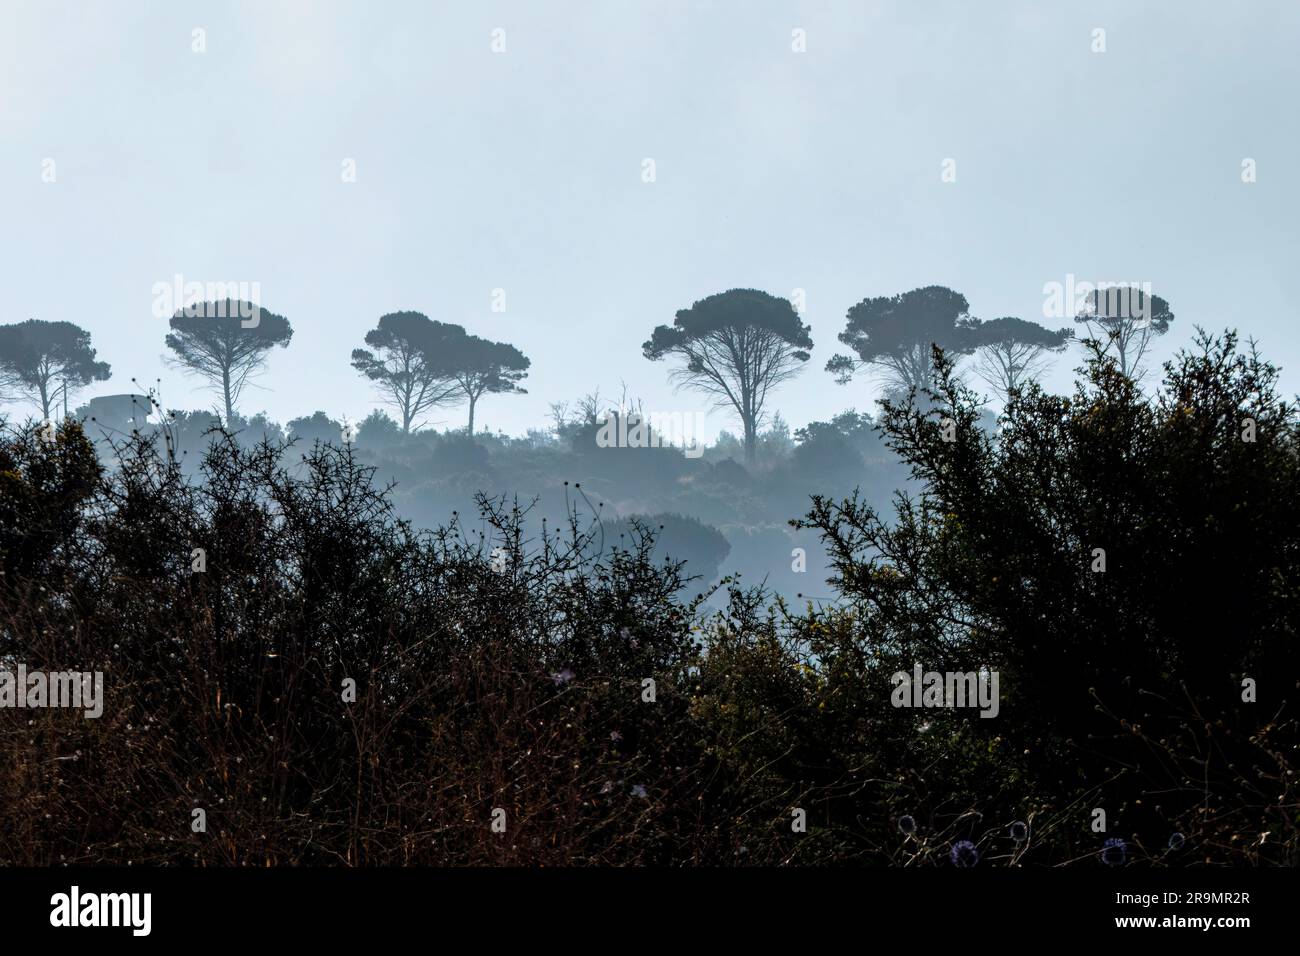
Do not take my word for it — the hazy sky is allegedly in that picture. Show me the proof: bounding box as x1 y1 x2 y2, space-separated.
4 0 1297 439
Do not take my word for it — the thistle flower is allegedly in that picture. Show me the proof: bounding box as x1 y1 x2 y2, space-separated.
550 668 574 687
1101 837 1127 866
897 814 917 836
1009 820 1029 842
950 840 980 867
630 784 648 799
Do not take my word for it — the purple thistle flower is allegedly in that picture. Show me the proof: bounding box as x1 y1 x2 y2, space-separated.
897 814 917 836
950 840 980 867
1101 837 1127 866
1009 820 1029 842
550 668 574 687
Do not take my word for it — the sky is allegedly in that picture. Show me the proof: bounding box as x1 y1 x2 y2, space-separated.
3 0 1298 440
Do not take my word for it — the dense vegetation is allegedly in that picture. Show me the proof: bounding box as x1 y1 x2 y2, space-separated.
1 331 1295 866
72 393 916 604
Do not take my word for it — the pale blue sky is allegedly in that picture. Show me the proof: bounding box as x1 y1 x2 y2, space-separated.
3 0 1297 437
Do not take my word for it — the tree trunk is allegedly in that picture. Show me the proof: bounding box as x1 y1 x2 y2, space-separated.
743 416 757 465
222 368 234 425
467 394 477 436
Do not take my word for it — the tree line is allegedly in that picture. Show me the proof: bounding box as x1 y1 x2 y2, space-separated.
0 284 1173 464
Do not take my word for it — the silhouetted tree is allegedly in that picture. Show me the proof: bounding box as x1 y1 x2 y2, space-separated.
826 286 977 397
231 410 287 448
350 312 461 433
440 328 530 435
966 316 1072 402
643 289 812 465
355 409 404 451
759 412 795 463
799 330 1300 840
1073 286 1173 381
791 410 882 482
0 319 111 419
164 299 293 423
288 410 344 446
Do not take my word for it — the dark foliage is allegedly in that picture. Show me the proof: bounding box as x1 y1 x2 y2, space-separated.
795 330 1300 864
1 329 1295 866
